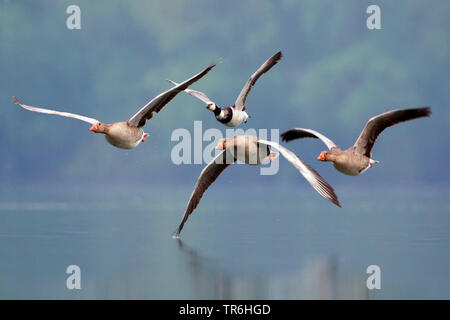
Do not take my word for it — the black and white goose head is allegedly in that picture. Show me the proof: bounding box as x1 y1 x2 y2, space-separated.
206 102 219 113
206 102 227 121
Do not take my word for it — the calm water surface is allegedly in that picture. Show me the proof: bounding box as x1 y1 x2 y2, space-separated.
0 183 449 299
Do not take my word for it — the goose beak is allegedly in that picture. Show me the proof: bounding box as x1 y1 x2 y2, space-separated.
317 154 325 161
215 140 224 150
89 124 98 132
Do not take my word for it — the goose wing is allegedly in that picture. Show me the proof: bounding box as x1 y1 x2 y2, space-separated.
234 51 282 111
353 107 431 157
128 63 216 127
173 150 235 238
13 96 99 125
281 128 339 150
165 79 216 105
257 139 341 207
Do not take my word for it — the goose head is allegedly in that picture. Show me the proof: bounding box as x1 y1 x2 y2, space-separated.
89 122 105 134
215 138 226 150
206 103 217 111
317 151 331 161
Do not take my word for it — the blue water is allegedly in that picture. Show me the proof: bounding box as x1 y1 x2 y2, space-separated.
0 183 449 299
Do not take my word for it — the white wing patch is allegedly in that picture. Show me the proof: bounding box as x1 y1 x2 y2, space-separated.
166 79 216 105
257 139 341 207
13 96 99 125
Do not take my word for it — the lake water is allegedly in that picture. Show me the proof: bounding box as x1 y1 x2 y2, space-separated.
0 183 449 299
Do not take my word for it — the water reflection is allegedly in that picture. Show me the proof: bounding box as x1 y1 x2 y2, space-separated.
176 240 368 299
1 185 448 299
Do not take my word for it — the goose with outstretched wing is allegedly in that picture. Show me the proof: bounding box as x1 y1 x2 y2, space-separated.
13 63 216 149
173 135 341 238
167 51 282 127
281 107 431 176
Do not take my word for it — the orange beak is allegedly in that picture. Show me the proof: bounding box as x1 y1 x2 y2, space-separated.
89 124 98 132
216 140 225 150
317 153 326 161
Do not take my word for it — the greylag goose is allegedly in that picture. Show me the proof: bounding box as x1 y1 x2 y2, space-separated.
173 135 341 238
13 63 216 149
166 51 282 127
281 107 431 176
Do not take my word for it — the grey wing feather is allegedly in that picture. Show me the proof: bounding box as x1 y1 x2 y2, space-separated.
234 51 282 111
166 79 216 105
353 107 431 157
128 63 216 127
173 150 234 238
281 128 338 150
257 139 341 208
13 96 99 125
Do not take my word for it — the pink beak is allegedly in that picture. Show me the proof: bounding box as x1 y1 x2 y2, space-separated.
90 124 98 132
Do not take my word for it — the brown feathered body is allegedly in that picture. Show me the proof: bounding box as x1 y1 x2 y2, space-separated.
102 121 145 149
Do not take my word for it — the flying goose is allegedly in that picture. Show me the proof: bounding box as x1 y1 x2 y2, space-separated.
281 107 431 176
173 135 341 238
166 51 282 127
13 63 216 149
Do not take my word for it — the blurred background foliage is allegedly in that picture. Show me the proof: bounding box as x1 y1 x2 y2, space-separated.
0 0 448 188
